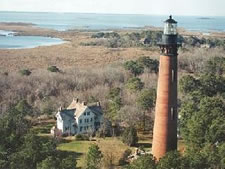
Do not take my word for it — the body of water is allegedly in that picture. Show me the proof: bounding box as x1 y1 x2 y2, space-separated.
0 11 225 32
0 11 225 49
0 30 65 49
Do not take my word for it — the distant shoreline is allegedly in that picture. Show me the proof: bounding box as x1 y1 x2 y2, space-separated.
0 21 225 50
0 21 224 35
1 12 225 32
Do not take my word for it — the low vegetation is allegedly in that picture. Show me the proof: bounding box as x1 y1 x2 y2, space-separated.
83 30 225 50
47 65 60 73
19 69 32 76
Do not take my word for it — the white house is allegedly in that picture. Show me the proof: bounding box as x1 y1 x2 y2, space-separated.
54 98 103 135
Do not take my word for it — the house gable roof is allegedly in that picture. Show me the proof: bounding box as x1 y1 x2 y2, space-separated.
88 105 103 116
58 109 75 120
57 98 103 120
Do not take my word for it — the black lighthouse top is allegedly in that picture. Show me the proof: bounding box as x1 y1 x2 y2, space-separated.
163 15 177 35
158 15 178 45
164 15 177 24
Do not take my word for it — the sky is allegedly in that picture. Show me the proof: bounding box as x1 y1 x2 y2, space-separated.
1 0 225 16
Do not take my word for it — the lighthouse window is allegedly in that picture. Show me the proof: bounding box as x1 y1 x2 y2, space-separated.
171 107 176 120
172 70 175 82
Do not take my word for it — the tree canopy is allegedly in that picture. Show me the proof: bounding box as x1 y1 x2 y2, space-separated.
124 60 144 77
85 144 103 169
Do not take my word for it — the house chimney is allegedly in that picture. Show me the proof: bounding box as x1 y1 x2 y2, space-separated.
73 98 79 103
97 102 101 107
58 106 63 111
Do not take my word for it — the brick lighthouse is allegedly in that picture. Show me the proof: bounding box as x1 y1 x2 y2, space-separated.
152 16 180 160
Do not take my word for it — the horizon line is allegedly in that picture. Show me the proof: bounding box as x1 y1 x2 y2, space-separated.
0 10 224 17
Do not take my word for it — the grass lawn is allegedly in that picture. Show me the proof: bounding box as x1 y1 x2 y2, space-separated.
58 140 95 167
57 137 135 168
137 132 153 152
97 137 134 166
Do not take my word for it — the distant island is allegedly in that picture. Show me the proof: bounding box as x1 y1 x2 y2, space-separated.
197 17 214 20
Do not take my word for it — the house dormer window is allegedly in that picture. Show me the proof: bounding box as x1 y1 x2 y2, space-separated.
87 112 90 115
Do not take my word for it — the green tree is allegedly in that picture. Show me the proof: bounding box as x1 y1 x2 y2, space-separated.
108 87 121 99
218 143 225 168
122 127 138 146
124 60 144 76
128 32 141 41
126 77 144 92
137 57 159 73
85 144 103 169
181 97 225 148
107 87 122 121
199 73 225 97
137 89 156 110
0 107 30 153
179 75 200 94
123 154 156 169
157 151 187 169
37 156 59 169
0 150 7 169
10 133 57 169
137 89 156 131
184 147 213 169
60 155 77 169
15 99 33 116
205 57 225 75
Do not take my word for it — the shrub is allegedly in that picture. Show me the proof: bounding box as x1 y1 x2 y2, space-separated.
119 149 132 165
125 77 144 92
75 134 89 141
122 127 138 146
137 57 159 73
205 56 225 75
60 155 77 169
123 154 156 169
179 75 200 94
91 32 120 39
91 32 105 38
106 38 122 48
2 72 8 76
47 66 60 73
37 156 59 169
124 60 144 77
19 69 32 76
157 151 185 169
